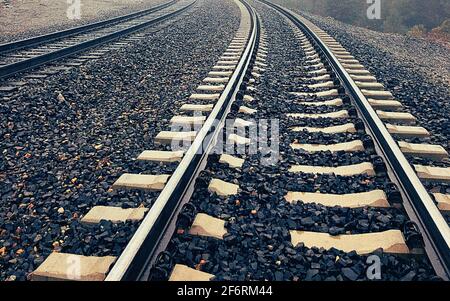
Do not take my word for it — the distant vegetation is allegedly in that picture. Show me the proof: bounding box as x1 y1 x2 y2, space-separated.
276 0 450 42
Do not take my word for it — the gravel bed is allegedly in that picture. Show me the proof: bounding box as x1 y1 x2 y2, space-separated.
0 0 240 281
0 0 168 43
269 3 450 227
272 3 450 154
156 235 434 281
272 0 450 86
150 1 436 281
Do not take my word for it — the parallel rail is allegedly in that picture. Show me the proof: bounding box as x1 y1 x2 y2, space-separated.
259 0 450 280
0 0 176 54
105 0 260 281
0 0 194 80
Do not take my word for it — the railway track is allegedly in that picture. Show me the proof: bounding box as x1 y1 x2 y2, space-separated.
0 0 448 282
0 0 193 82
139 0 449 281
0 0 253 281
258 0 450 278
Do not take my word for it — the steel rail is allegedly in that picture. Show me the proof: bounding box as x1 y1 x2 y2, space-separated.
0 0 177 54
105 0 260 281
0 0 194 80
259 0 450 280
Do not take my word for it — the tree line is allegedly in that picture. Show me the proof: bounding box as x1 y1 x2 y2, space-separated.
276 0 450 36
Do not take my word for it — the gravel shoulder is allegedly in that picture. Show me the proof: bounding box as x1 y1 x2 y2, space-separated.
0 0 167 43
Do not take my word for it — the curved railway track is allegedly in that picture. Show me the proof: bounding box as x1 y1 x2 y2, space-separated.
143 0 449 281
0 0 448 282
256 0 450 279
106 0 261 281
0 0 194 81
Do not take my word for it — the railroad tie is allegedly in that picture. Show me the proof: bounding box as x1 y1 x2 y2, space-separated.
216 60 238 65
219 154 245 169
290 140 365 153
220 55 240 61
305 58 321 65
288 162 376 176
234 118 254 128
335 54 355 60
137 150 184 163
361 89 394 100
207 71 233 78
239 105 257 115
169 264 214 281
112 174 170 191
243 94 255 102
253 66 265 73
251 71 262 78
290 123 356 134
285 190 390 208
228 133 251 146
31 253 116 281
377 110 417 124
189 213 227 239
189 93 221 101
414 165 450 183
354 81 384 90
80 206 148 224
350 75 377 82
432 193 450 212
246 85 257 93
299 41 310 47
385 124 430 138
208 178 240 197
307 81 333 89
255 61 268 68
305 62 325 70
340 59 360 64
346 69 371 76
290 230 409 255
170 115 206 127
308 74 331 82
154 131 197 145
223 51 241 56
368 99 403 110
258 49 268 55
398 141 448 160
287 110 349 119
227 46 244 51
180 103 214 112
203 77 229 84
329 46 347 52
333 50 351 56
197 84 226 91
296 98 343 107
306 68 328 76
256 56 267 63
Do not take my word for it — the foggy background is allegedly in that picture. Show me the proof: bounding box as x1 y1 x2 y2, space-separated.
275 0 450 41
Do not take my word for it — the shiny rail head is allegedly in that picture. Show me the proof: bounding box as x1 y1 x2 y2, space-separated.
105 0 259 281
258 0 450 280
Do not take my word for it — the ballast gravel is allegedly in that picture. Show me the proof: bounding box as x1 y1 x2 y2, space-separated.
0 0 240 281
